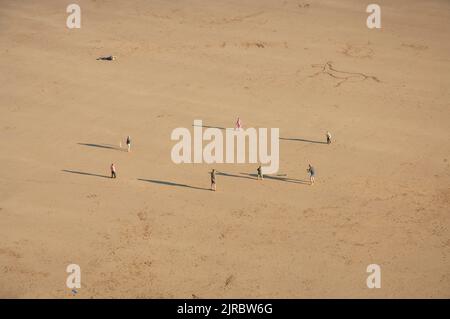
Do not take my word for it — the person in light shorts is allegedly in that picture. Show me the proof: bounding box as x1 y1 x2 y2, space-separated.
126 136 131 152
326 131 332 144
111 163 117 179
210 169 216 191
257 165 263 180
307 164 315 185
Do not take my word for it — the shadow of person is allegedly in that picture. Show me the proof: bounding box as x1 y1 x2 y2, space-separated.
62 170 111 178
78 143 125 151
216 171 255 180
240 173 310 184
192 124 227 131
279 137 327 144
137 179 210 191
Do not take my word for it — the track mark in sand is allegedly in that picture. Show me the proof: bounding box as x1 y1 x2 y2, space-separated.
156 113 172 118
301 279 313 291
431 223 447 237
224 275 234 288
441 239 450 248
210 11 265 25
142 224 151 239
435 188 450 206
136 210 152 239
401 43 428 51
309 61 380 87
0 247 22 259
226 41 288 49
340 44 374 59
242 41 266 48
302 208 315 217
231 208 252 218
137 210 148 221
2 265 49 278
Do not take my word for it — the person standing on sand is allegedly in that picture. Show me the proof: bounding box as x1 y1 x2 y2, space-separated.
111 163 116 179
235 117 242 130
307 164 315 185
326 131 332 144
210 169 216 191
257 165 263 180
126 136 131 152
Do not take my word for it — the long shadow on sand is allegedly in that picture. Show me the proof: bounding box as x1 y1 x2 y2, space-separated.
192 124 227 131
240 173 310 185
217 171 255 180
137 178 211 191
78 143 125 151
62 169 110 178
279 137 327 144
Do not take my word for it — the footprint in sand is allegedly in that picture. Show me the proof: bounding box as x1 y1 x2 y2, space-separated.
137 210 148 221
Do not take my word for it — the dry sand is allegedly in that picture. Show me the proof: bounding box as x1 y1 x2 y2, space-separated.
0 0 449 298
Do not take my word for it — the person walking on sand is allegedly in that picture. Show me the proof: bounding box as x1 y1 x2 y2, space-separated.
210 169 216 191
307 164 315 185
257 165 263 180
126 136 131 152
235 117 242 130
111 163 116 179
326 131 332 144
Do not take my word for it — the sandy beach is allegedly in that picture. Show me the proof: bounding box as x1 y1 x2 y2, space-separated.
0 0 449 298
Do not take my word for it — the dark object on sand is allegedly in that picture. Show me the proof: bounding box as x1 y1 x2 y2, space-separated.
97 55 116 61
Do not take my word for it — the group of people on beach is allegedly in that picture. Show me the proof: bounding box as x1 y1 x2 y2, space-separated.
208 163 317 191
206 118 330 191
109 120 331 191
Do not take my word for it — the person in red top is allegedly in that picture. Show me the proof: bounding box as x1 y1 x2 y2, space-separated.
111 163 116 178
235 117 242 130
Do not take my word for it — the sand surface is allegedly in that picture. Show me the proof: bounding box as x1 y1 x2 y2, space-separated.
0 0 449 298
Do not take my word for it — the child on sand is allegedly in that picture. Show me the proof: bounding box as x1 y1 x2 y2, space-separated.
257 165 263 180
326 131 332 144
126 136 131 152
210 169 216 191
111 163 116 179
307 164 315 185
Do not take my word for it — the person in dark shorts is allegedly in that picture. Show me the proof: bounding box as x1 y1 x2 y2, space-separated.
126 136 131 152
210 169 216 191
257 165 263 180
307 164 315 185
326 131 332 144
111 163 116 178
